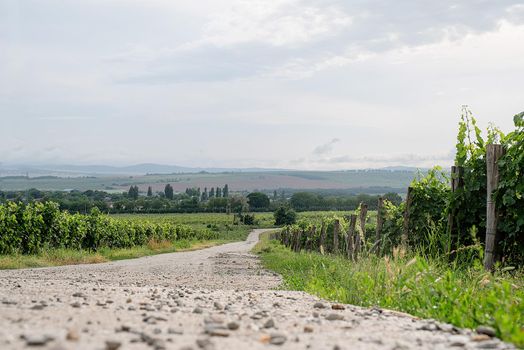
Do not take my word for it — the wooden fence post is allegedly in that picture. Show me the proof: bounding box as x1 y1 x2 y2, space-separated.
355 203 367 258
309 226 316 251
333 219 340 254
319 221 327 254
401 187 413 247
347 215 357 260
484 144 505 270
375 197 384 254
447 166 464 244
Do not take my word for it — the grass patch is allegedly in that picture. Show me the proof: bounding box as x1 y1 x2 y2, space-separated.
0 238 234 270
254 234 524 347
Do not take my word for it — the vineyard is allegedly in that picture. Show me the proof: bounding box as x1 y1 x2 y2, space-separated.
278 110 524 268
0 202 221 255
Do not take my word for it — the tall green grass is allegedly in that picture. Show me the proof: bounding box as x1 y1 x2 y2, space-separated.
255 235 524 347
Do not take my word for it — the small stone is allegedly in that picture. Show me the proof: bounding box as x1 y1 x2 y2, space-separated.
70 302 81 308
72 292 86 298
24 335 52 346
313 302 325 309
476 341 502 349
31 304 45 310
269 333 287 345
471 334 491 342
213 301 223 310
66 329 80 341
196 338 213 349
476 326 496 337
168 327 184 335
448 335 469 347
105 340 121 350
331 304 345 310
193 307 203 314
304 326 314 333
325 313 344 321
227 322 239 330
264 319 275 329
205 324 229 337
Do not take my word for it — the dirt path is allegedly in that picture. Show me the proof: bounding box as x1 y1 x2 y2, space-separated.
0 229 513 350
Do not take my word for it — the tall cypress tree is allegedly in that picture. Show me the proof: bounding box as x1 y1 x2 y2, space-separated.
147 186 153 197
216 187 222 198
164 184 174 200
209 187 215 198
223 184 229 198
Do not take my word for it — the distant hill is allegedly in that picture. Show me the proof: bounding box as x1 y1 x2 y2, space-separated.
0 163 288 176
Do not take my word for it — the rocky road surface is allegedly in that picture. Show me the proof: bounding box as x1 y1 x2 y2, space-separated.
0 229 514 350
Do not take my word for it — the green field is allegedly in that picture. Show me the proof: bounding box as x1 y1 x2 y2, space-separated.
110 211 373 230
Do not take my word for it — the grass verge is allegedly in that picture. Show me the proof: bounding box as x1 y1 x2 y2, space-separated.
0 238 234 270
253 232 524 347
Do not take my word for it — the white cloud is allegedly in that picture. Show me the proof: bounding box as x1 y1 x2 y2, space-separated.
196 0 352 48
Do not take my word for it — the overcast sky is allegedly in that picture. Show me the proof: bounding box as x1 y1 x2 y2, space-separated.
1 0 523 170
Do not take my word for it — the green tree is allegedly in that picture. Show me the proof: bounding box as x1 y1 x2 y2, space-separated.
209 187 215 198
223 184 229 198
247 192 270 211
201 187 208 201
147 186 153 197
383 192 402 206
216 187 222 198
274 206 297 226
128 185 139 200
164 184 174 200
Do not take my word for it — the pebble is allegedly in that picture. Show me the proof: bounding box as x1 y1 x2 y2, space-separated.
168 327 184 335
269 333 287 345
196 338 214 349
264 318 275 328
313 302 326 309
105 340 121 350
476 326 496 337
448 335 469 347
70 302 81 308
24 335 53 346
193 307 203 314
304 326 314 333
66 329 80 341
331 304 345 310
227 322 240 330
326 313 344 321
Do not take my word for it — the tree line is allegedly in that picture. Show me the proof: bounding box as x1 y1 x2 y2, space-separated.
0 187 402 214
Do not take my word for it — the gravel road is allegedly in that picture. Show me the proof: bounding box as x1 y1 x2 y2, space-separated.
0 229 514 350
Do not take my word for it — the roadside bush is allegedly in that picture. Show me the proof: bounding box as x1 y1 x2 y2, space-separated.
274 206 297 226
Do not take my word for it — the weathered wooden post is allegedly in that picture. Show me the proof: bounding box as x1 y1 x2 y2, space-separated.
308 226 316 251
447 165 464 248
375 197 384 254
333 219 340 254
319 221 327 254
347 215 357 260
355 203 367 257
401 187 413 247
484 144 505 270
